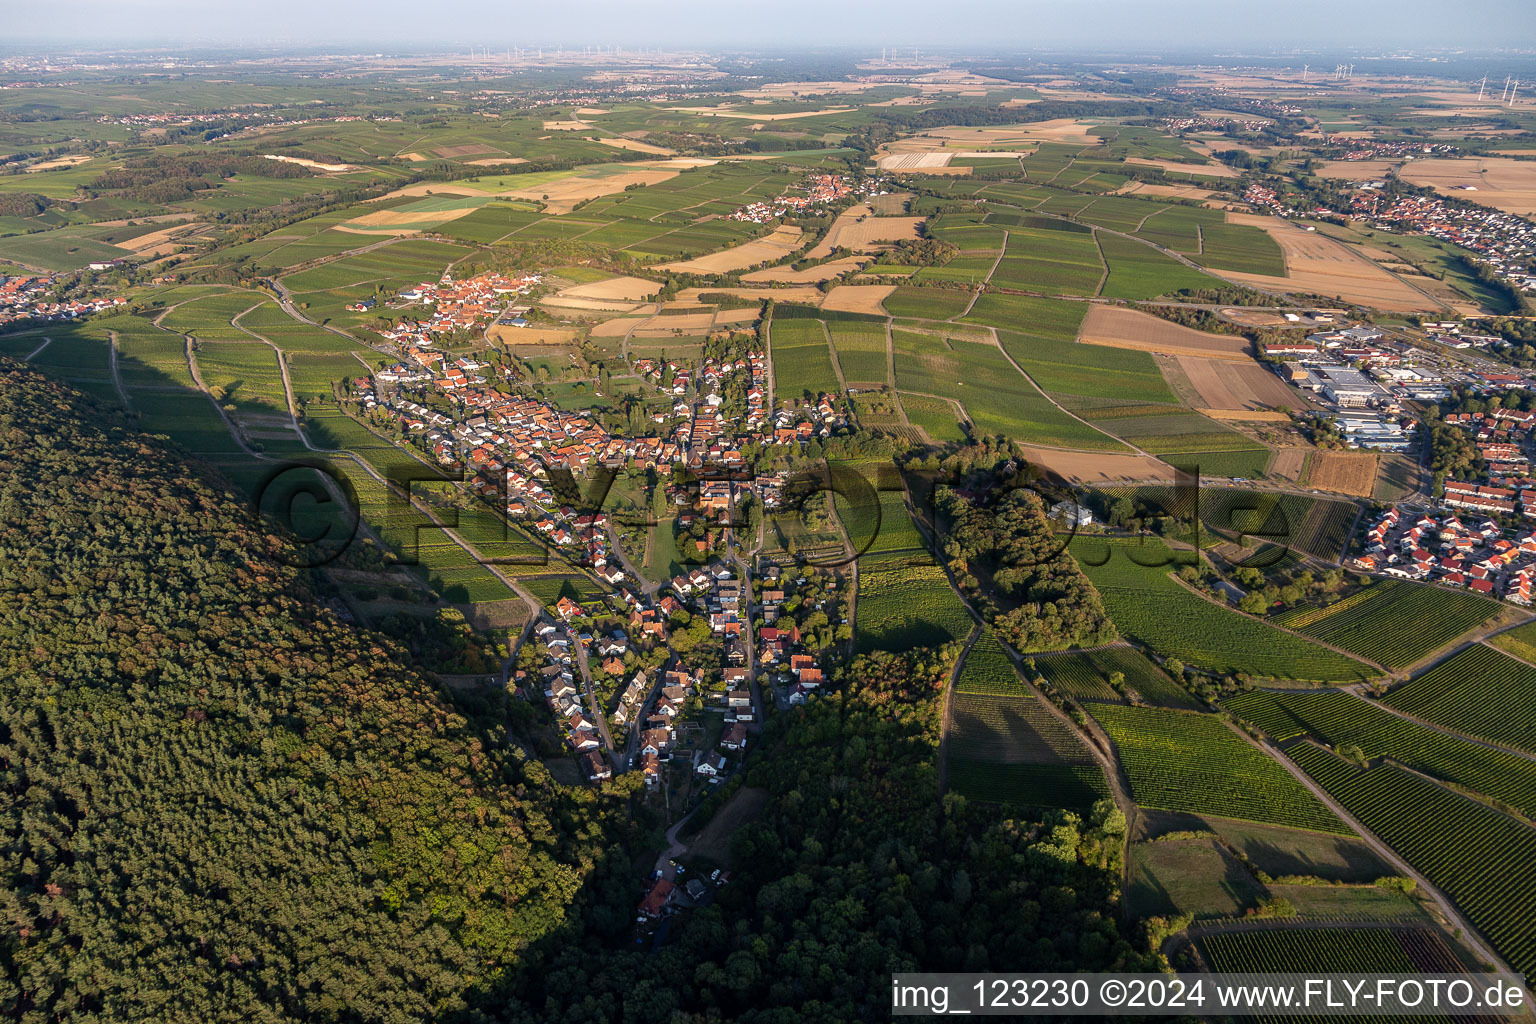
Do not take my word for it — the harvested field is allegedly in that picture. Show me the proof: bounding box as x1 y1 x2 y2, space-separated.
632 310 715 333
1080 305 1251 360
344 204 483 229
1125 157 1237 178
260 154 358 173
1116 181 1218 201
1305 451 1377 496
588 316 645 338
678 285 823 305
1219 214 1440 312
876 153 954 171
332 225 419 237
560 276 660 302
400 152 429 162
1269 447 1308 482
27 155 93 172
805 205 925 259
370 183 486 201
118 224 193 253
741 254 867 284
821 284 897 316
714 308 759 325
434 144 500 158
666 106 853 120
1221 307 1292 327
1175 354 1304 411
1317 157 1536 216
888 120 1103 149
657 225 802 274
540 295 644 313
542 120 591 131
465 157 528 166
1018 445 1179 483
596 137 675 155
501 162 703 213
1203 409 1290 422
486 325 580 347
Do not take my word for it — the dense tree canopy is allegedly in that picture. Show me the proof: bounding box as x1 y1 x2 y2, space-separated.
0 362 639 1023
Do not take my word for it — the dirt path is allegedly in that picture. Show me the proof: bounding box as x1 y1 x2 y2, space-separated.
936 623 984 798
951 228 1008 321
1246 730 1518 979
984 324 1149 455
24 336 52 361
1347 678 1536 765
1166 571 1384 676
107 331 133 413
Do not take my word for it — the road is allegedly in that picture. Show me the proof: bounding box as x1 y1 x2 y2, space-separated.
1237 724 1518 979
564 622 618 760
607 521 659 596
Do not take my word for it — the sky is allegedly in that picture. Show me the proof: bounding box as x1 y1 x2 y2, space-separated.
5 0 1534 51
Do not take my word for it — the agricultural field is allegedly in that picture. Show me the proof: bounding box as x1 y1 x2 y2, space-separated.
768 317 841 399
1075 537 1373 682
899 392 968 442
999 330 1178 404
1198 490 1359 561
1224 689 1536 819
826 321 890 385
948 638 1109 811
1096 231 1225 300
1198 927 1463 976
891 328 1126 449
1381 645 1536 755
1487 618 1536 664
1031 645 1200 709
1292 744 1536 979
881 285 973 320
1271 580 1500 670
855 557 972 653
1088 703 1348 834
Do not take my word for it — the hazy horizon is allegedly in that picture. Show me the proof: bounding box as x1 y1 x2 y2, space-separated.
5 0 1535 52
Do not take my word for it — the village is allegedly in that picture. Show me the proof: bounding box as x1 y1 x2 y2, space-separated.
333 252 872 929
0 274 125 328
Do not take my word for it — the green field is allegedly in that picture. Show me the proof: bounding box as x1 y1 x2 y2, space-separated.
1382 645 1536 755
1089 703 1348 833
1075 537 1372 682
1033 645 1200 709
1225 689 1536 818
1271 580 1499 670
1292 743 1536 979
892 329 1127 450
949 634 1109 812
769 317 841 399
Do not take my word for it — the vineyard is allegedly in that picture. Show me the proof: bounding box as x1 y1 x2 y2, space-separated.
856 557 972 653
1034 645 1201 709
1074 538 1374 682
1488 618 1536 664
1291 744 1536 979
1381 645 1536 756
948 685 1108 811
1087 703 1349 834
1223 689 1536 818
1272 580 1500 671
1197 490 1359 562
1198 926 1462 977
955 630 1026 695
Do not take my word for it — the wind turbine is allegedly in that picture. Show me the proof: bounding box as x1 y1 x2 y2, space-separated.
1477 74 1487 100
1511 79 1521 107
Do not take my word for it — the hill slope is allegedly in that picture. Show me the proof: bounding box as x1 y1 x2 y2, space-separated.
0 361 627 1022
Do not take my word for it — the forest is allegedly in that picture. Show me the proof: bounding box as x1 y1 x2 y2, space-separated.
0 361 1155 1021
